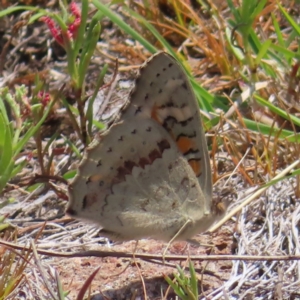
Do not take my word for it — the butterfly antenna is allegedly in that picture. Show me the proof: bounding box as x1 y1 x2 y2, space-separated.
162 219 192 263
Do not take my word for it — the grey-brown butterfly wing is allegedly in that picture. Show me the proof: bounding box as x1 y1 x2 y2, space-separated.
67 52 217 241
121 52 212 201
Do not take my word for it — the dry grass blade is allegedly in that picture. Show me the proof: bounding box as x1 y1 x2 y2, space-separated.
30 241 58 300
0 233 32 300
76 267 100 300
210 159 300 232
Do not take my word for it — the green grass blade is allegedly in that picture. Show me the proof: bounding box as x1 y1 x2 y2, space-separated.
0 114 13 175
255 95 300 127
189 260 198 297
271 13 284 48
124 7 175 55
243 118 300 142
278 3 300 35
255 39 272 65
0 6 38 17
91 0 157 53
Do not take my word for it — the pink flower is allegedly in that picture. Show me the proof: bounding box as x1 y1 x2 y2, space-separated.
69 1 81 19
70 19 81 38
38 91 51 106
40 2 81 46
26 152 33 162
40 16 64 46
68 2 81 39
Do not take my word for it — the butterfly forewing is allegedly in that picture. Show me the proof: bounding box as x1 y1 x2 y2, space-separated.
122 53 212 200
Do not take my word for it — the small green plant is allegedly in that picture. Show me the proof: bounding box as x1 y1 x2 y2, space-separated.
39 0 107 145
164 260 199 300
0 0 108 145
0 84 56 232
0 0 109 193
0 86 53 196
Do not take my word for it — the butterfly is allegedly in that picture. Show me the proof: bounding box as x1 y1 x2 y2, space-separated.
66 52 225 242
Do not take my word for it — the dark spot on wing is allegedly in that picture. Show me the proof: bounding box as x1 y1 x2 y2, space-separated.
149 149 161 163
157 139 171 153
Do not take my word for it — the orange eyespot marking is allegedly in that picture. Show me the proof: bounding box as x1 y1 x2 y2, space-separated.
188 159 201 177
151 105 161 123
176 136 195 154
89 174 103 182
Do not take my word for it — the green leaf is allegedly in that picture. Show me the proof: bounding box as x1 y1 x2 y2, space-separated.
0 113 13 175
73 0 89 56
0 6 38 18
79 22 102 87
